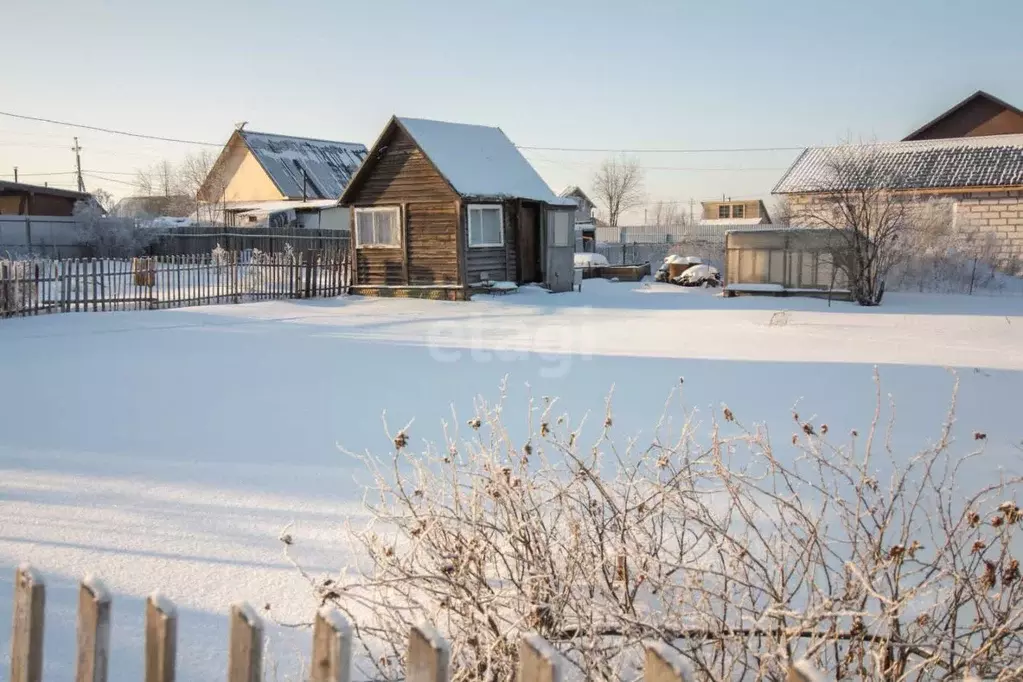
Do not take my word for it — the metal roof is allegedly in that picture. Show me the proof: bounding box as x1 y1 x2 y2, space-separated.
773 134 1023 194
0 180 93 201
239 130 367 200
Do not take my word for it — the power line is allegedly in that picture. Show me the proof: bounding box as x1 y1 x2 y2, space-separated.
0 169 137 179
0 109 813 155
517 144 805 154
0 110 221 147
83 172 137 186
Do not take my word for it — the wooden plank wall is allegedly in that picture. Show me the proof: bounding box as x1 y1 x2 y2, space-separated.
407 203 459 285
346 126 461 288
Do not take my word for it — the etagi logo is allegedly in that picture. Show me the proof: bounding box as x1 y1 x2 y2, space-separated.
425 308 596 379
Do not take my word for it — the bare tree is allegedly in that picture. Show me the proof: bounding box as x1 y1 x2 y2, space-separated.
284 378 1023 682
792 146 943 306
593 155 644 228
771 196 793 226
135 160 180 198
650 201 689 230
90 188 115 213
180 150 227 224
129 152 225 223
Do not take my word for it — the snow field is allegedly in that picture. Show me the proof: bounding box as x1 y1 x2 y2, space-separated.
1 280 1023 680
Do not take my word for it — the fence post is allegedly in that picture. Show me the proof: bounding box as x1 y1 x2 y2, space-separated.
518 634 561 682
145 593 177 682
9 565 46 682
1 263 8 318
310 607 352 682
75 576 112 682
407 622 449 682
304 250 314 299
643 642 693 682
227 603 263 682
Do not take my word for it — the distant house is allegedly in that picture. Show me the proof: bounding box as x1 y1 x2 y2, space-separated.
559 186 598 251
339 116 577 299
0 181 95 217
774 91 1023 266
112 195 193 220
198 128 367 229
698 199 772 226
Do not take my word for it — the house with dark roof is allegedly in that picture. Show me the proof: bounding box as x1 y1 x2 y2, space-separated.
198 127 367 229
339 116 577 299
0 181 96 217
773 91 1023 265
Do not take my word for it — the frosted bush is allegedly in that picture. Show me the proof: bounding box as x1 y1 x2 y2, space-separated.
285 377 1023 682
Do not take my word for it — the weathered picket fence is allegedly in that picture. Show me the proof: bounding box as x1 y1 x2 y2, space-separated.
8 564 827 682
0 247 349 319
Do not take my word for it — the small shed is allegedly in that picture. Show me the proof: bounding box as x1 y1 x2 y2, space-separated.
339 116 576 299
724 228 853 296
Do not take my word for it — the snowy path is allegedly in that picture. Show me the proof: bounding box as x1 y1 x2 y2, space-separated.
2 281 1023 680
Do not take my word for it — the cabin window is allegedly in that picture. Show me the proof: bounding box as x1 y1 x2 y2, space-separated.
468 204 504 248
717 205 730 218
552 211 571 247
732 204 745 219
355 207 401 248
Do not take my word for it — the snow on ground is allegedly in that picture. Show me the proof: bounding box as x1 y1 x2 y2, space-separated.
2 280 1023 680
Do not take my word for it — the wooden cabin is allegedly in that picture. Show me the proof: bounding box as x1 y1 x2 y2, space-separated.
339 117 577 299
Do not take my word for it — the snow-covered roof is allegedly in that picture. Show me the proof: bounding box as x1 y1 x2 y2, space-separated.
560 185 594 204
773 134 1023 194
698 217 769 226
239 130 367 200
396 117 562 203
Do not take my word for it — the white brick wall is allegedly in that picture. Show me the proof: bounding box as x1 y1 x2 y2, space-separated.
787 189 1023 265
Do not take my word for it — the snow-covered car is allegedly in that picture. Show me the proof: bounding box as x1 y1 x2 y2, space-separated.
675 263 721 287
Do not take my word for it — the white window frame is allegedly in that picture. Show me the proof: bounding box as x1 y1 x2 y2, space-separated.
467 204 505 248
354 206 401 249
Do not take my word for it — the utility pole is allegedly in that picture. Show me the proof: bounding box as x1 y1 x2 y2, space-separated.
13 166 18 183
71 137 86 192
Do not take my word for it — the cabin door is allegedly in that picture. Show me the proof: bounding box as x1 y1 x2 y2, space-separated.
517 203 542 283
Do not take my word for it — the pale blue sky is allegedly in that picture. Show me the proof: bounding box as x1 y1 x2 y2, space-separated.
3 0 1022 220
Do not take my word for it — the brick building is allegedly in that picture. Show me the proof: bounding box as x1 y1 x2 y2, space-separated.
773 91 1023 265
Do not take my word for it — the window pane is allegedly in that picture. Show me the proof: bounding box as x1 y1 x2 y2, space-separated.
469 208 483 246
718 205 729 218
481 208 502 244
553 212 570 246
732 205 745 218
375 210 397 245
357 212 374 245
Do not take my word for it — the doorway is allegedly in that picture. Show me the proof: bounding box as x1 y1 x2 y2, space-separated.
517 202 542 283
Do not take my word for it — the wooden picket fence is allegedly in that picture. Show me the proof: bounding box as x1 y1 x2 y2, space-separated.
7 564 817 682
0 247 349 319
